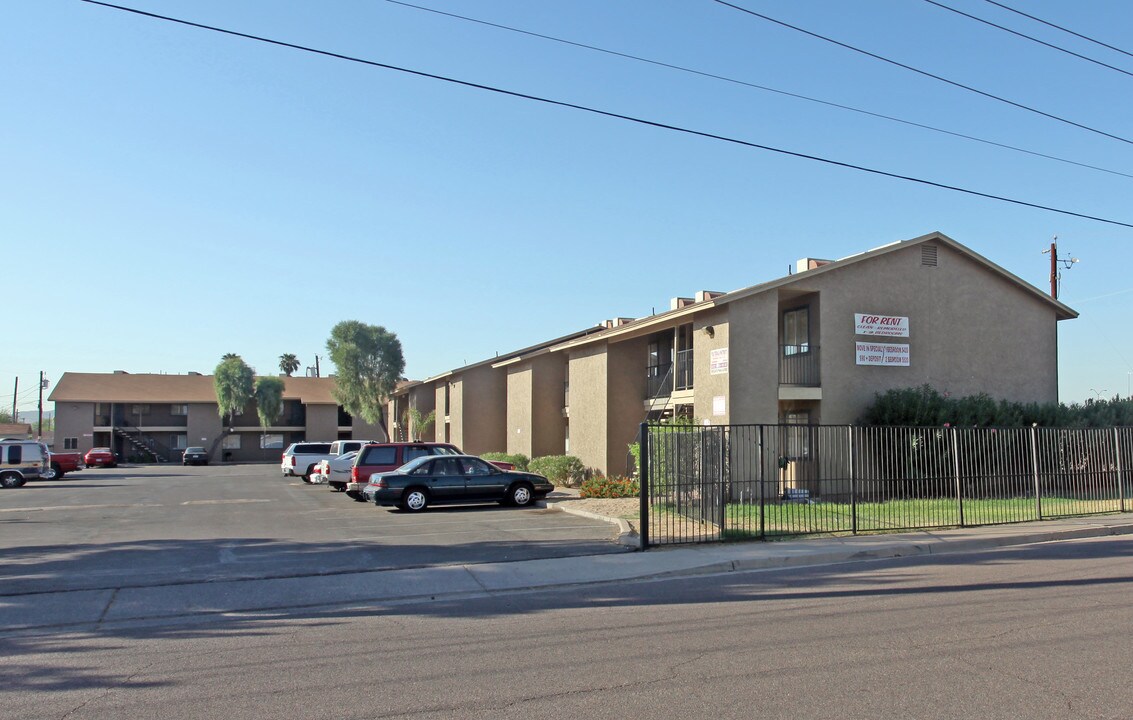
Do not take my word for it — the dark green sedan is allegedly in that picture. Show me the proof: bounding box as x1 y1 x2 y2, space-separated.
362 454 554 512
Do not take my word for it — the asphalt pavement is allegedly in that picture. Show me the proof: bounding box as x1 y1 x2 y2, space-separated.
6 508 1133 634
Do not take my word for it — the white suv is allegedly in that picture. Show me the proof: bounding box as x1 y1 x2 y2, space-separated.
0 440 50 488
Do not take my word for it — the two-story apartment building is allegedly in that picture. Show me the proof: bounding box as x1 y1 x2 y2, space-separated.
49 372 384 463
391 232 1076 475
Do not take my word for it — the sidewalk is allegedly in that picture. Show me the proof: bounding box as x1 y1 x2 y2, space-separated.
7 511 1133 633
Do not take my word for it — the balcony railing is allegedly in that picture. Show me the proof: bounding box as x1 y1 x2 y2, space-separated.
675 349 694 391
647 363 674 398
779 345 820 386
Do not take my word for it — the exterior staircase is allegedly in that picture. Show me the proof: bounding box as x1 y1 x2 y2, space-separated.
113 425 170 463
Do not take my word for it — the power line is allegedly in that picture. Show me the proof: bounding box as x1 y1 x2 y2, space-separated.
80 1 1133 229
711 0 1133 146
383 0 1133 180
982 0 1133 60
923 0 1133 78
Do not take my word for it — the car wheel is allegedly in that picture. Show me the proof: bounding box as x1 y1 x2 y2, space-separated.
508 482 535 507
0 472 26 489
42 464 60 481
401 488 429 512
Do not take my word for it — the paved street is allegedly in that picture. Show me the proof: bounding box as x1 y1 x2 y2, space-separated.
4 534 1133 719
0 463 627 596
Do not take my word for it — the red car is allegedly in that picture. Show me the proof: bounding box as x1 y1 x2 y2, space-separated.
84 447 118 468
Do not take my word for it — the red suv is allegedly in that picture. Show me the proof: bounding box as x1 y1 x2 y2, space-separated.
342 442 461 500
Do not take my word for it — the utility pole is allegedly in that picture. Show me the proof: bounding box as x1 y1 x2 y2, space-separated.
37 371 47 440
1041 237 1078 300
315 355 321 378
11 377 17 422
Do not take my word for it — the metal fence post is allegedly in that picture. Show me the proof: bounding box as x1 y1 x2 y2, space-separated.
951 427 964 527
849 425 857 535
1116 427 1126 514
639 422 650 550
1030 425 1042 520
758 425 766 541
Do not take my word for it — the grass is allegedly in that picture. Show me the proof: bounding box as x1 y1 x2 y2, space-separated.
649 495 1127 542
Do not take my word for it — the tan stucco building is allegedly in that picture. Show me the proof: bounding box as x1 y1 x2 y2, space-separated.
390 232 1077 475
49 373 384 462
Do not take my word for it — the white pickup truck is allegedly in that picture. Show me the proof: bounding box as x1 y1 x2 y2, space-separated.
280 440 375 482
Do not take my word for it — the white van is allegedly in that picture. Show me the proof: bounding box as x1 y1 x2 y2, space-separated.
0 439 49 488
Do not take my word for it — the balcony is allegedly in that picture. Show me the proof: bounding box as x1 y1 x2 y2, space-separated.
779 345 820 386
647 363 673 398
675 349 694 391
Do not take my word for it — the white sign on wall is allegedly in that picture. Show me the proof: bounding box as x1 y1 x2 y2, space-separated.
710 347 729 375
856 342 911 366
712 395 726 416
855 313 909 337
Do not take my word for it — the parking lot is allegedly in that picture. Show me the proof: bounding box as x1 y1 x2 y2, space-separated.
0 463 629 597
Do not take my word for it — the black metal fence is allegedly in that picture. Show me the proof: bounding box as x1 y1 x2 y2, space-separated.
639 423 1133 547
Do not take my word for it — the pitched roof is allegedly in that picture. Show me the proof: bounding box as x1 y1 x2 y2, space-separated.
550 231 1077 352
0 423 33 438
49 373 341 404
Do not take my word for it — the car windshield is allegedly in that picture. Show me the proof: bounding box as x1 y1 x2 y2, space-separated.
433 446 460 456
186 447 205 453
91 448 110 453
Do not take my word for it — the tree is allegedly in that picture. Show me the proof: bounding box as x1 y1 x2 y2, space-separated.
279 353 301 377
0 410 14 424
214 356 255 424
221 353 241 361
406 407 436 442
325 320 405 440
254 376 285 434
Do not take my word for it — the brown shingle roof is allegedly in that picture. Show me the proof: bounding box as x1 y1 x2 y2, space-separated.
0 423 33 438
49 373 341 404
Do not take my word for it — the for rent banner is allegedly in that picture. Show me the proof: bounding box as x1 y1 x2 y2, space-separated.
855 313 909 337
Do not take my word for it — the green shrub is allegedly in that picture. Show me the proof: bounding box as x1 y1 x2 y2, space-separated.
480 452 530 471
579 475 639 499
529 455 587 488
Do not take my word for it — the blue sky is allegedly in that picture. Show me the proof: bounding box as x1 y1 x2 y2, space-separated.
5 0 1133 416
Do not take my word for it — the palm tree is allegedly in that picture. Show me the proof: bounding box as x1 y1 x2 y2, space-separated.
279 353 301 377
221 353 241 361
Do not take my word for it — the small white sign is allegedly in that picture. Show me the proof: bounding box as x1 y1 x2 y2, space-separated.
856 342 911 366
710 347 729 375
713 395 726 416
855 313 909 337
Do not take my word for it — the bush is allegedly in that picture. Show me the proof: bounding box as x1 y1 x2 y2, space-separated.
480 452 530 471
579 475 639 499
529 455 587 488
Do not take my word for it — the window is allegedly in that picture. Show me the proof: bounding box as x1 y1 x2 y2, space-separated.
132 404 150 415
171 434 188 450
223 434 242 449
259 434 282 449
461 458 492 475
403 446 433 464
171 404 188 416
434 458 462 476
782 307 810 355
64 437 78 450
361 446 398 465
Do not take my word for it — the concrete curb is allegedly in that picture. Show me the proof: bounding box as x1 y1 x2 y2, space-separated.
547 501 640 548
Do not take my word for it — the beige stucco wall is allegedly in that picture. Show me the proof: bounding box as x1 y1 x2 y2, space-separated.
351 416 387 443
506 363 534 457
305 404 339 442
187 405 224 460
530 353 568 458
53 401 95 453
727 292 781 424
801 242 1061 423
457 365 507 455
692 308 731 424
407 385 436 442
607 336 647 475
567 344 609 473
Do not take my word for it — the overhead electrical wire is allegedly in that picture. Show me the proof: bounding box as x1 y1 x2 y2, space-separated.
982 0 1133 60
711 0 1133 146
384 0 1133 181
923 0 1133 78
79 1 1133 229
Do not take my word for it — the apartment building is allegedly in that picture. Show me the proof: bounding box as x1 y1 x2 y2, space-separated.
49 373 384 462
391 232 1077 475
